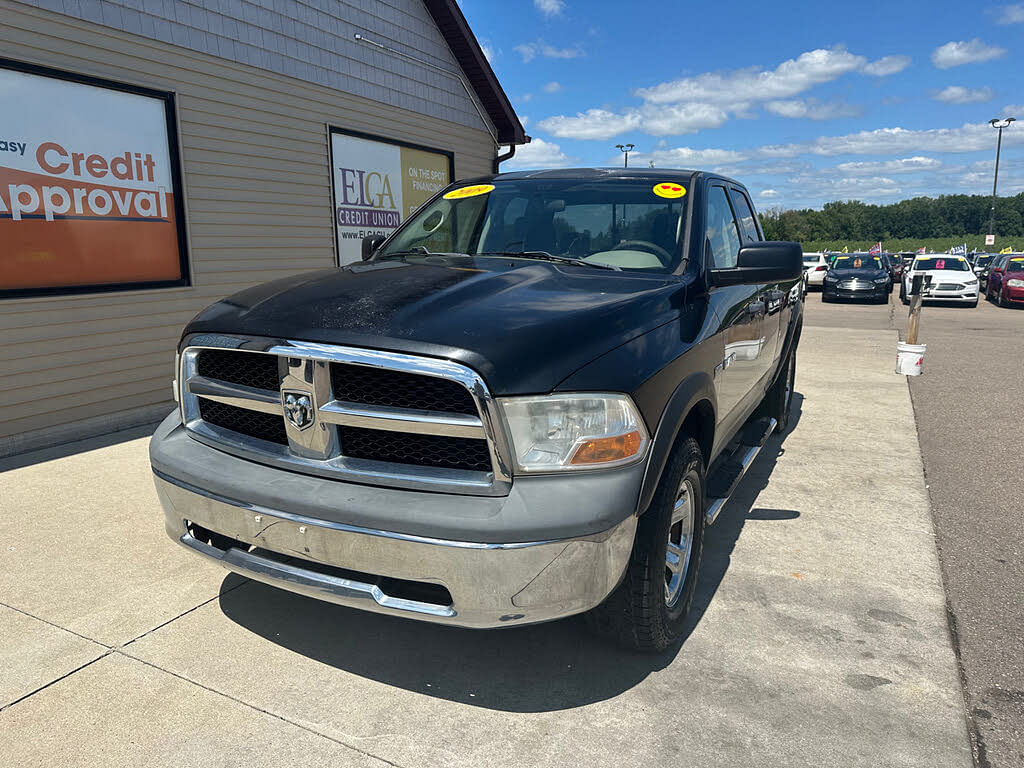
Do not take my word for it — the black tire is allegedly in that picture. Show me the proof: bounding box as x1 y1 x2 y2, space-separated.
586 436 705 652
998 287 1009 308
821 292 832 303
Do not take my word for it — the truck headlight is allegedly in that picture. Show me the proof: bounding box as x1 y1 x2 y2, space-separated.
1008 279 1024 288
498 393 649 472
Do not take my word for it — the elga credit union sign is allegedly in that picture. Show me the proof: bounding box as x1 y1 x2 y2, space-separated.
0 63 187 297
330 130 451 264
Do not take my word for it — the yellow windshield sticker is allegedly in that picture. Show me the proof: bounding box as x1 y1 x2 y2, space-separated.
1012 257 1024 261
653 182 686 199
443 184 495 200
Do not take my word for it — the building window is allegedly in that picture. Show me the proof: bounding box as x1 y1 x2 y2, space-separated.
0 59 189 299
329 128 453 265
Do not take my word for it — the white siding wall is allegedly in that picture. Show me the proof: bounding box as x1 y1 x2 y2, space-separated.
0 0 497 456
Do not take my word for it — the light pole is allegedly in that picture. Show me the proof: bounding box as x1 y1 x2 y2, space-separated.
988 117 1016 241
615 143 635 168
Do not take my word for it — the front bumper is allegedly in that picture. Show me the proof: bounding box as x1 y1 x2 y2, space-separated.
823 284 889 300
151 413 641 628
922 287 978 303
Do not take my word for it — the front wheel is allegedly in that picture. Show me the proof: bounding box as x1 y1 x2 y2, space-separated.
998 287 1009 307
586 436 705 652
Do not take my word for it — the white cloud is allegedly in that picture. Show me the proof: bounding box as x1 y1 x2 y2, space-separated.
639 103 731 136
514 40 583 63
541 81 562 94
764 98 861 120
862 55 912 76
995 3 1024 23
534 0 565 17
538 109 643 140
759 189 779 198
931 39 1006 69
479 41 496 63
786 174 903 200
620 147 747 168
520 93 533 103
517 115 529 127
835 157 942 174
931 85 995 104
1002 104 1024 115
502 138 574 169
636 47 866 106
756 122 1024 158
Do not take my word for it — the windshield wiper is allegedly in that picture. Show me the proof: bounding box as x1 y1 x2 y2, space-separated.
377 246 473 260
479 251 621 271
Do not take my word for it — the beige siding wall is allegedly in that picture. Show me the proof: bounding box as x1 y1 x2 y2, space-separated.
0 1 497 457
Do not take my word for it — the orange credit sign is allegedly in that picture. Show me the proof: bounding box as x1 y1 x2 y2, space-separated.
1 62 188 297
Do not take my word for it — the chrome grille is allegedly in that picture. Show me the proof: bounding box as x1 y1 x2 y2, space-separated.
935 283 963 291
179 336 512 495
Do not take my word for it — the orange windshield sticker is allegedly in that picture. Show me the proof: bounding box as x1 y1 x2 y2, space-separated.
443 184 495 200
653 182 686 199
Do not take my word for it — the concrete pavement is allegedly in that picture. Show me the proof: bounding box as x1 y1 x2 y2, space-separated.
803 289 1024 767
0 326 973 767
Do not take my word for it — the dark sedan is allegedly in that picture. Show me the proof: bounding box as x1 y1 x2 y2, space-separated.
822 254 892 303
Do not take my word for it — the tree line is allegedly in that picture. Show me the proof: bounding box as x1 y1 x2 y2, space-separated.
758 193 1024 245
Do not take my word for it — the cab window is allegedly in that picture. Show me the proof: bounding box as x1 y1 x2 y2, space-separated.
706 185 742 269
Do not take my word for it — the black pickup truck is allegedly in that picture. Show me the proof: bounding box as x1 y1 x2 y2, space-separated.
150 168 803 651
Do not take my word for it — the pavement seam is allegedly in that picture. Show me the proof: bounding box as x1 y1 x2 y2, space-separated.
0 650 113 715
0 600 112 649
117 577 250 651
905 376 985 768
115 651 410 768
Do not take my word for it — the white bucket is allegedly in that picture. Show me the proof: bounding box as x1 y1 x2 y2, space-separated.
896 342 926 376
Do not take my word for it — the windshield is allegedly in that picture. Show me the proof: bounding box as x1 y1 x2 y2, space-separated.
913 257 970 271
803 254 821 264
1007 258 1024 273
831 256 884 270
377 178 689 272
974 255 993 268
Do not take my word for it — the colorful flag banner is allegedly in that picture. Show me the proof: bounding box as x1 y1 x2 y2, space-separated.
868 242 882 255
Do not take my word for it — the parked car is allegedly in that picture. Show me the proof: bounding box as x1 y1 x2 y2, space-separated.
971 253 994 278
803 252 829 290
821 253 892 303
900 254 979 307
978 254 1001 291
987 255 1024 307
149 168 804 652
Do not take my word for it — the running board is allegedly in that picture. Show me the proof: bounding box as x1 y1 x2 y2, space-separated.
705 417 777 525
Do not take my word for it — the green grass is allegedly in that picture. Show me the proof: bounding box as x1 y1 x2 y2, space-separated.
799 236 1022 253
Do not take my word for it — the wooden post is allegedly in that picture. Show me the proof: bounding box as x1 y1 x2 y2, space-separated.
906 274 928 345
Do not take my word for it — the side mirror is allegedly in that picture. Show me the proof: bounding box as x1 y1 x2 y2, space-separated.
711 241 802 286
361 235 386 261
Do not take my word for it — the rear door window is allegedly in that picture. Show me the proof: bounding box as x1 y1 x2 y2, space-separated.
728 188 761 243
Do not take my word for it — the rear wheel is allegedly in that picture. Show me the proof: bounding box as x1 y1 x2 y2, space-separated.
586 436 705 652
999 287 1009 307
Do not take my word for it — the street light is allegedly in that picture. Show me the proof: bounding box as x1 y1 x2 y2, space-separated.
988 117 1016 241
615 143 635 168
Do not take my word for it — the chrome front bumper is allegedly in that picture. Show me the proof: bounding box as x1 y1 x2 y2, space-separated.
155 473 637 628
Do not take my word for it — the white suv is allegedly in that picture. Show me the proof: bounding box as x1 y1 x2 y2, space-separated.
802 252 829 289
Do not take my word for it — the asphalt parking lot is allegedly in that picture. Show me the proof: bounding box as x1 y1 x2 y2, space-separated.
803 288 1024 768
0 317 975 768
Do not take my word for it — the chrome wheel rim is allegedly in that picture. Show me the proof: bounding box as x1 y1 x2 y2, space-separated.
665 479 696 608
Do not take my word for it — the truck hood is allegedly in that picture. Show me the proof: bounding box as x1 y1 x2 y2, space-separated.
182 259 686 395
906 269 976 283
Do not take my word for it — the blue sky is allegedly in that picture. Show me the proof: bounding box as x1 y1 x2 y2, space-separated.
462 0 1023 210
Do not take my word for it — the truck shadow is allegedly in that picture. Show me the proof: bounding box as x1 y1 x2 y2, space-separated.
218 393 804 713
